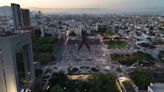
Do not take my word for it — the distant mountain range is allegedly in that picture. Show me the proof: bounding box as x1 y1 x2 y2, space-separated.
29 7 113 15
0 6 164 16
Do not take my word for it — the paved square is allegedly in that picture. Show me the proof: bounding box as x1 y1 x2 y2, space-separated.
54 43 113 74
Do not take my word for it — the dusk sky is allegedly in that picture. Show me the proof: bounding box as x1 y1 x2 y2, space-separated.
0 0 164 9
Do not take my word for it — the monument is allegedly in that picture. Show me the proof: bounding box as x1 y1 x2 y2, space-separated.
78 30 91 51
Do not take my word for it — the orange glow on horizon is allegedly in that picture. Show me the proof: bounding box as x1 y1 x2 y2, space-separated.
0 0 164 10
0 0 110 9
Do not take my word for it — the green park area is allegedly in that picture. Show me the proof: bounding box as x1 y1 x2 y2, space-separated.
32 37 59 65
111 51 155 66
107 40 131 49
138 43 155 49
101 32 115 38
159 26 164 31
69 31 77 36
33 72 120 92
130 70 154 90
159 50 164 62
122 80 136 92
129 70 164 90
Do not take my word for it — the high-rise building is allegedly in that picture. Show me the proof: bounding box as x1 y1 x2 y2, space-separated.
21 9 31 28
38 11 42 19
0 50 6 92
0 32 35 92
11 3 22 30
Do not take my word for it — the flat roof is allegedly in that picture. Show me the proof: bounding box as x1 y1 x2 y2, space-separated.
150 83 164 92
0 32 31 40
0 32 17 37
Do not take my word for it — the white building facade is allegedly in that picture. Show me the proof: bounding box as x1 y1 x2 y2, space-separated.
0 32 35 92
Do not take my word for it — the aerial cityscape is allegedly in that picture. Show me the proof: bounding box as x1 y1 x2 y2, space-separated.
0 0 164 92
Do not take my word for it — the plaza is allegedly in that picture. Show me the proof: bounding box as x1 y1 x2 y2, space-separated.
47 36 113 74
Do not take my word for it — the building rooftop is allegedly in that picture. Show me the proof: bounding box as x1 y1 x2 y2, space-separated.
0 31 17 37
0 31 31 39
150 83 164 92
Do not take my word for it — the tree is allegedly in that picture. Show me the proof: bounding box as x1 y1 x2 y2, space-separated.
49 72 68 87
35 69 43 77
50 85 65 92
87 74 119 92
130 70 154 90
159 50 164 62
48 73 119 92
69 31 77 36
116 67 122 72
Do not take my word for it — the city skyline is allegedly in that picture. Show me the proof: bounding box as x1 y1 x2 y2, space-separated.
0 1 164 92
0 0 164 10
